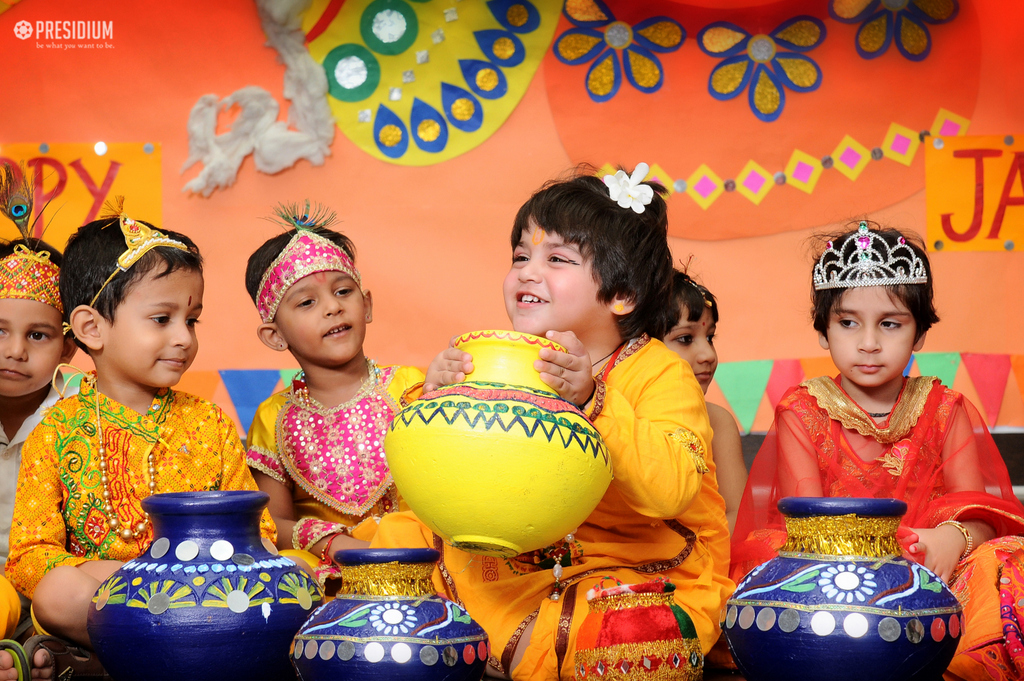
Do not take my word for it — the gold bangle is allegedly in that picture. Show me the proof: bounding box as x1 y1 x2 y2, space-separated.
937 520 973 561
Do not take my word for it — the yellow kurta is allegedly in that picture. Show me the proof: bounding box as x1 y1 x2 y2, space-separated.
247 365 423 548
372 337 733 680
6 377 276 598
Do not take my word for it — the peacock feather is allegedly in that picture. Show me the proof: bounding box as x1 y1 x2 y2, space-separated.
270 200 338 231
0 162 35 240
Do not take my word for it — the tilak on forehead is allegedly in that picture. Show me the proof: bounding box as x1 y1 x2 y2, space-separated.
256 201 360 324
0 163 63 313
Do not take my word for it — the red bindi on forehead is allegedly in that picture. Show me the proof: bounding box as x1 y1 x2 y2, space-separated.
188 296 192 306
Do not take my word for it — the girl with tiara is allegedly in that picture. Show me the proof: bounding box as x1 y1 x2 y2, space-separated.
662 270 746 532
731 221 1024 679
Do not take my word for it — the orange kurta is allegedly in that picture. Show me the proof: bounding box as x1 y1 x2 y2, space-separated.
373 336 733 680
7 376 276 598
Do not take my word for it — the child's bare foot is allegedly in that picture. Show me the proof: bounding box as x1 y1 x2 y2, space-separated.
0 645 45 680
29 648 51 680
29 649 50 680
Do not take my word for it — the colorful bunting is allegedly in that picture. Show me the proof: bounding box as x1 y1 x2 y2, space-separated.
111 353 1024 438
914 352 961 387
175 371 221 402
765 359 804 408
1013 356 1024 411
799 356 839 381
960 353 1012 427
712 360 773 433
219 370 283 433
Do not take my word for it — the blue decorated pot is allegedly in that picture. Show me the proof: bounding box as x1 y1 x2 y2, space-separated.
292 548 488 681
725 498 962 681
87 491 323 681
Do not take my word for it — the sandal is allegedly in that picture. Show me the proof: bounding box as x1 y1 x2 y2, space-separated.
24 636 112 680
0 640 28 681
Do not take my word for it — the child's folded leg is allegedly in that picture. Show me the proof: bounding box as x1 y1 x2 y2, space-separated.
31 561 121 647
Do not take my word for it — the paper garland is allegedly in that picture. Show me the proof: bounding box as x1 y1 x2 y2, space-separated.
602 106 971 212
122 351 1024 438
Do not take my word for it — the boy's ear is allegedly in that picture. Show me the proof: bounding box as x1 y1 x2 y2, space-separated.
69 306 105 352
608 295 636 316
257 323 288 352
818 332 830 351
363 289 373 323
913 331 927 352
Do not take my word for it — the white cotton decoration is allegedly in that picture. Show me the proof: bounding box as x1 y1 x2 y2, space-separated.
181 0 335 197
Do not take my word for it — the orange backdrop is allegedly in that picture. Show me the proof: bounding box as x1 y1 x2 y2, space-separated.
1 0 1022 432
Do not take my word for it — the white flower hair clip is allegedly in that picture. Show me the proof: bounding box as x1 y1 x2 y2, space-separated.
603 162 654 214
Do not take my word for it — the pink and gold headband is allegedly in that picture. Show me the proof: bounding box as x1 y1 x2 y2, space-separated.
256 203 359 323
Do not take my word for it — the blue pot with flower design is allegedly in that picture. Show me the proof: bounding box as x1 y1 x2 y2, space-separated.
292 548 488 681
87 491 323 681
724 498 962 681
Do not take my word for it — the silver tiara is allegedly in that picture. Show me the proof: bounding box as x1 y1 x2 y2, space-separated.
813 222 928 291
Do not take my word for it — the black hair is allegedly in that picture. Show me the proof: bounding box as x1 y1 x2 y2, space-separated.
811 221 939 340
60 217 203 350
0 238 63 267
510 165 674 340
668 269 719 328
244 226 357 306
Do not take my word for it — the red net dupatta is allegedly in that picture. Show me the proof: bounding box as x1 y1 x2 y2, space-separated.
730 376 1024 583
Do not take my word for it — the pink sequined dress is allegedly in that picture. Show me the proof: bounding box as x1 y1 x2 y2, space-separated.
247 360 424 583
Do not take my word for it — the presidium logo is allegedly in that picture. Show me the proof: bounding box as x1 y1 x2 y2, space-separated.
13 19 113 45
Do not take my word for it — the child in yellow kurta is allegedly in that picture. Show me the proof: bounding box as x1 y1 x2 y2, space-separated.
243 206 422 585
4 200 274 680
373 165 733 680
0 167 79 680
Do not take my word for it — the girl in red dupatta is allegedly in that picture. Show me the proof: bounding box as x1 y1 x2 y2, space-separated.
732 222 1024 681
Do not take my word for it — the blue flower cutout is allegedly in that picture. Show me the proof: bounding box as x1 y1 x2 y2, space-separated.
697 16 826 123
829 0 958 61
553 0 685 103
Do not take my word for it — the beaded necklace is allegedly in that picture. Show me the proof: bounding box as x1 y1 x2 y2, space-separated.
93 381 157 541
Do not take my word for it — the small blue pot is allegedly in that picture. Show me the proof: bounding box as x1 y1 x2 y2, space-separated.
292 548 488 681
87 491 323 681
725 497 962 681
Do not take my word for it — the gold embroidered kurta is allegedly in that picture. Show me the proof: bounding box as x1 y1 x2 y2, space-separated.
7 378 276 598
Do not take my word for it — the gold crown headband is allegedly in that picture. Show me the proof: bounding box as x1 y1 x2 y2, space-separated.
89 197 189 308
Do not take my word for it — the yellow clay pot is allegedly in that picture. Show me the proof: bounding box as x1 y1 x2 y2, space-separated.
385 330 612 557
